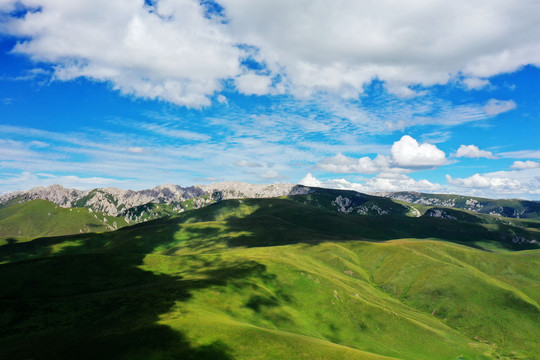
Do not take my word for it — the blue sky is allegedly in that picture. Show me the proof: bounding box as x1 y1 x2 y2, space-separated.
1 0 540 199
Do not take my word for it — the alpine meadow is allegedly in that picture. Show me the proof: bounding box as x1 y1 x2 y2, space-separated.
1 1 540 359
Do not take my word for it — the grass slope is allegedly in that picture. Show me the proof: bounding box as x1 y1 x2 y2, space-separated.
0 199 127 240
390 192 540 219
290 188 409 216
0 198 539 359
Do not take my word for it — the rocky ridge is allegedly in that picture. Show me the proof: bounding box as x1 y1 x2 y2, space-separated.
0 182 312 218
382 191 540 219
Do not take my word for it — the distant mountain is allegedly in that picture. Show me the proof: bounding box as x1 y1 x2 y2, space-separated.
383 191 540 219
287 187 410 216
0 181 540 223
0 199 128 239
0 182 312 218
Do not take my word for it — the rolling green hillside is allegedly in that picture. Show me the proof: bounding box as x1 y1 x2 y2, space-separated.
388 192 540 219
0 199 127 240
0 198 539 359
290 188 410 216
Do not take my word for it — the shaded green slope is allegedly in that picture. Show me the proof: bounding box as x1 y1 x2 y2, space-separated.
389 192 540 219
0 199 127 240
289 188 409 216
0 198 539 359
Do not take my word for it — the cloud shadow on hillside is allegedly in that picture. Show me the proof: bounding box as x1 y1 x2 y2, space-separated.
199 198 540 251
0 217 273 359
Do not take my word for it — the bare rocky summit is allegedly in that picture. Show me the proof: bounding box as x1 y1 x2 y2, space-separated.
199 181 311 200
0 182 312 217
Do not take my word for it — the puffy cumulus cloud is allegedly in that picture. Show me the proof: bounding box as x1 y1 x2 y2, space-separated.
3 1 540 105
315 136 447 174
363 173 442 193
446 168 540 198
446 174 522 192
299 173 322 187
298 173 441 194
315 153 391 174
455 144 497 159
391 135 447 168
483 99 517 116
4 0 242 107
511 160 540 170
222 0 540 97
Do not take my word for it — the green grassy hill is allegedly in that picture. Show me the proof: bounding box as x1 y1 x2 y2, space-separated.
290 188 410 216
388 192 540 219
0 199 127 240
0 198 539 359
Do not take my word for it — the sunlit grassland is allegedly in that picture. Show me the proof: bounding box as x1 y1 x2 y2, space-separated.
0 199 127 240
0 198 539 359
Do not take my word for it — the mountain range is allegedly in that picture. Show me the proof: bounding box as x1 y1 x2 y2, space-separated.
3 182 540 218
1 182 540 359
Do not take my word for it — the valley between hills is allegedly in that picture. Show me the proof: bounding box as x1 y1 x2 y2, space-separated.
1 182 539 359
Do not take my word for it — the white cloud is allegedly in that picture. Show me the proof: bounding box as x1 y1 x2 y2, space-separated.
446 168 540 198
0 0 15 11
446 173 522 191
234 160 262 168
500 150 540 159
216 94 228 104
391 135 447 168
299 173 441 194
222 0 540 97
127 146 145 154
315 153 391 174
384 83 426 99
3 1 540 106
511 160 540 170
0 171 127 193
258 169 283 179
463 77 490 90
140 123 211 141
4 0 242 107
235 73 273 96
299 173 322 187
483 99 517 116
314 135 448 174
365 173 442 193
455 144 497 159
419 131 452 144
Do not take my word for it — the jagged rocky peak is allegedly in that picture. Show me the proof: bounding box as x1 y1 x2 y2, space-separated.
15 184 86 207
152 183 184 193
0 181 312 217
198 181 312 200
